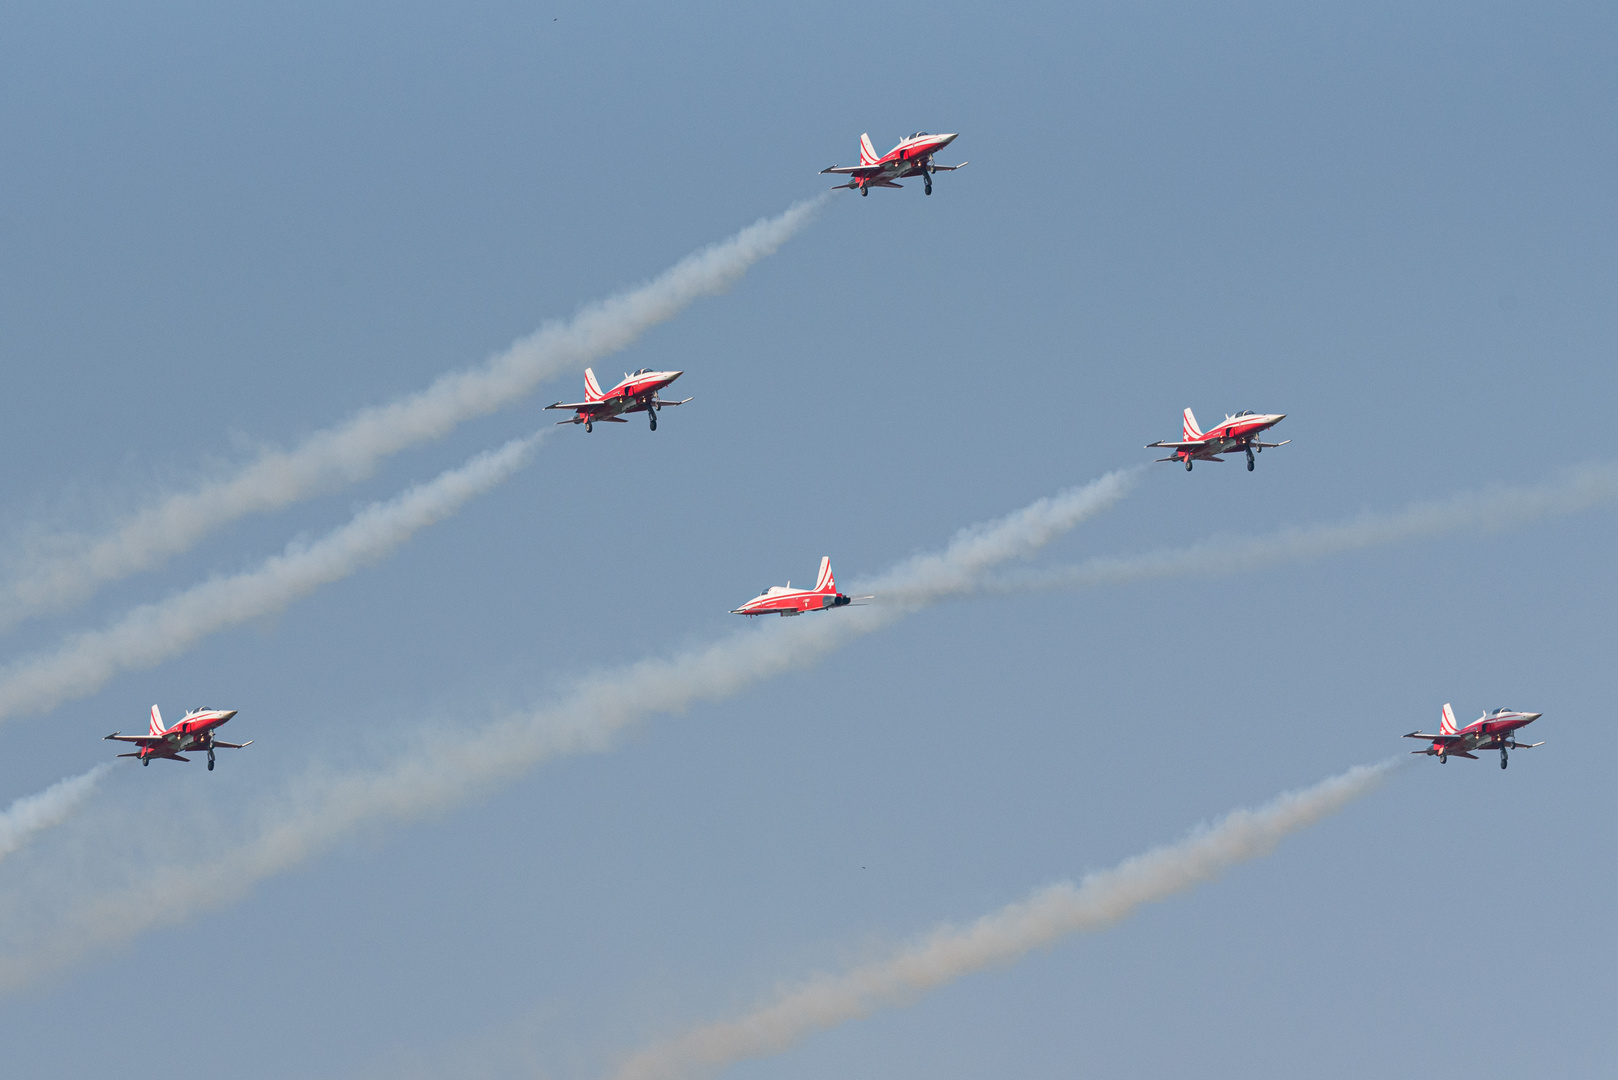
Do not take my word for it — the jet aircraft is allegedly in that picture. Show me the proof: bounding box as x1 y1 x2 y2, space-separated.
731 557 868 616
1147 408 1289 471
1405 703 1543 769
105 705 250 770
821 132 967 196
546 367 690 432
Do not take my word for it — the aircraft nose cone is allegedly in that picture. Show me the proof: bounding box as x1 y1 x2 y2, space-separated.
1525 712 1542 721
666 370 683 381
936 133 959 145
219 710 238 721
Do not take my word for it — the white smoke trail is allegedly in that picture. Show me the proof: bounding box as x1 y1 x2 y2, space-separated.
0 433 542 724
0 765 111 862
986 461 1618 596
607 758 1403 1080
0 469 1138 990
0 197 828 630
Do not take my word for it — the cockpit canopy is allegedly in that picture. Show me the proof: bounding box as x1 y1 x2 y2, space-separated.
907 131 930 139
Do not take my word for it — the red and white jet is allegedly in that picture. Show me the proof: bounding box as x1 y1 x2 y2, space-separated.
104 705 251 771
821 132 968 196
731 557 868 616
545 367 691 432
1147 408 1289 471
1405 703 1544 769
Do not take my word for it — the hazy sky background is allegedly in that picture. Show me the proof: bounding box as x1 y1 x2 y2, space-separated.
0 2 1614 1077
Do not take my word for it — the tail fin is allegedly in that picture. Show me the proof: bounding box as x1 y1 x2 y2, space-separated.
149 705 165 735
859 133 880 166
1182 408 1203 441
584 368 605 401
1440 703 1459 735
815 556 835 593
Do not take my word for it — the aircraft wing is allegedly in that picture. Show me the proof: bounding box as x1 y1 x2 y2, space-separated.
545 400 609 413
1403 731 1458 741
104 732 163 745
1145 440 1209 449
929 161 968 170
654 396 692 406
1251 439 1291 448
820 164 883 176
212 740 253 749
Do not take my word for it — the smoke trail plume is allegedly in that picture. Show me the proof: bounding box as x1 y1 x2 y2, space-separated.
0 765 111 862
609 758 1402 1080
986 461 1618 596
0 433 542 724
0 197 828 630
0 470 1138 990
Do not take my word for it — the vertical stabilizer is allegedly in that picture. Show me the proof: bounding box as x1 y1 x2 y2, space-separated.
859 133 880 166
149 705 166 735
1440 703 1459 735
815 556 835 593
1182 408 1204 441
584 368 605 401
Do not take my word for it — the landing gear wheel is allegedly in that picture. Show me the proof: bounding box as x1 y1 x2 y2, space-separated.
585 420 592 433
1247 449 1255 471
207 753 215 771
860 187 868 197
1185 459 1193 472
649 411 657 431
925 176 933 195
1439 754 1447 764
1501 749 1508 769
142 758 149 766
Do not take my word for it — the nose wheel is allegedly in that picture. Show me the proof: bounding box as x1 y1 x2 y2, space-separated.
1246 448 1255 471
1500 748 1509 769
208 749 216 771
649 410 657 431
924 175 933 195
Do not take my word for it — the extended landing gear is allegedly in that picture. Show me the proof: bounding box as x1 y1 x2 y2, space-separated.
1185 459 1193 472
585 420 593 433
924 174 933 196
1439 753 1447 764
208 749 216 771
1500 747 1509 769
648 408 657 431
142 758 149 766
860 186 868 197
1246 447 1255 471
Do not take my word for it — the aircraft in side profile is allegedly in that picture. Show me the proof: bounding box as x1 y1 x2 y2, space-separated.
545 367 690 432
105 705 251 771
731 557 869 616
821 132 968 196
1147 408 1289 471
1405 703 1543 769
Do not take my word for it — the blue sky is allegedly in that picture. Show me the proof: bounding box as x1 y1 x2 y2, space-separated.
0 2 1614 1077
